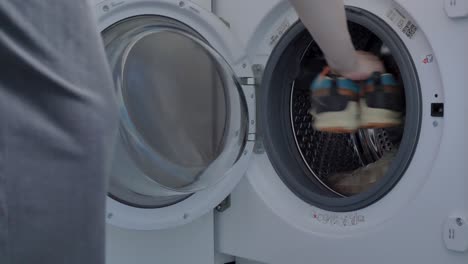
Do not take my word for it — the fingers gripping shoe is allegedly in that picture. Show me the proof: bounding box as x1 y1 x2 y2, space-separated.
309 67 360 133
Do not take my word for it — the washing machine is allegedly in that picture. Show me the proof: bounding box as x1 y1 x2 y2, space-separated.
214 0 468 263
93 0 468 263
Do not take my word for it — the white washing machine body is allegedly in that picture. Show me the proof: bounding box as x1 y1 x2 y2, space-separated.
214 0 468 263
92 0 468 263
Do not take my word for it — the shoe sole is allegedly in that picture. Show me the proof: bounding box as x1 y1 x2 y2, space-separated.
360 99 402 129
310 102 359 133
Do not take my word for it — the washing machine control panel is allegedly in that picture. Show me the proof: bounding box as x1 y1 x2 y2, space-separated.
443 216 468 252
445 0 468 18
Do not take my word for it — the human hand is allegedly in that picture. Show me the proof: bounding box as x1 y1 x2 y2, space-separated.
334 51 385 80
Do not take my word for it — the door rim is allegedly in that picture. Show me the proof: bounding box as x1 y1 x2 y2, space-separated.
97 0 256 230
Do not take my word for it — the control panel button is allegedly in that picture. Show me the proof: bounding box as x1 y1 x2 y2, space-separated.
445 0 468 18
443 216 468 252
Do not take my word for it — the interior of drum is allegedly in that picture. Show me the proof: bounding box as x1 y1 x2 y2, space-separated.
290 21 406 197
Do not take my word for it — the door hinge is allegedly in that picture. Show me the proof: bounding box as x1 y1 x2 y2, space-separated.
215 195 231 213
240 77 255 86
252 64 264 85
253 136 265 154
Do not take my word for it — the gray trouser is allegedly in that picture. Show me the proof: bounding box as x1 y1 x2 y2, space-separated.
0 1 118 263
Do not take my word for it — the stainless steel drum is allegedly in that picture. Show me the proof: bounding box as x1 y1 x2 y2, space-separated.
260 8 420 212
290 21 405 197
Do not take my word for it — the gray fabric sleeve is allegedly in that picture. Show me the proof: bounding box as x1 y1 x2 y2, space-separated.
0 0 118 263
289 0 357 72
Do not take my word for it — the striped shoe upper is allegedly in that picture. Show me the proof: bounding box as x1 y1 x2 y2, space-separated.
310 69 360 114
362 73 404 112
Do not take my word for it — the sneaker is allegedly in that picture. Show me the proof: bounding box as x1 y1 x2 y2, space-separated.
309 67 360 133
360 72 404 128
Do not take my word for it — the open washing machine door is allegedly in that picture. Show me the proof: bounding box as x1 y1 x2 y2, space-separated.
94 0 256 230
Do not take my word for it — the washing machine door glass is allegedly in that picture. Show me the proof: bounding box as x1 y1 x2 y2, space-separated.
103 16 247 207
